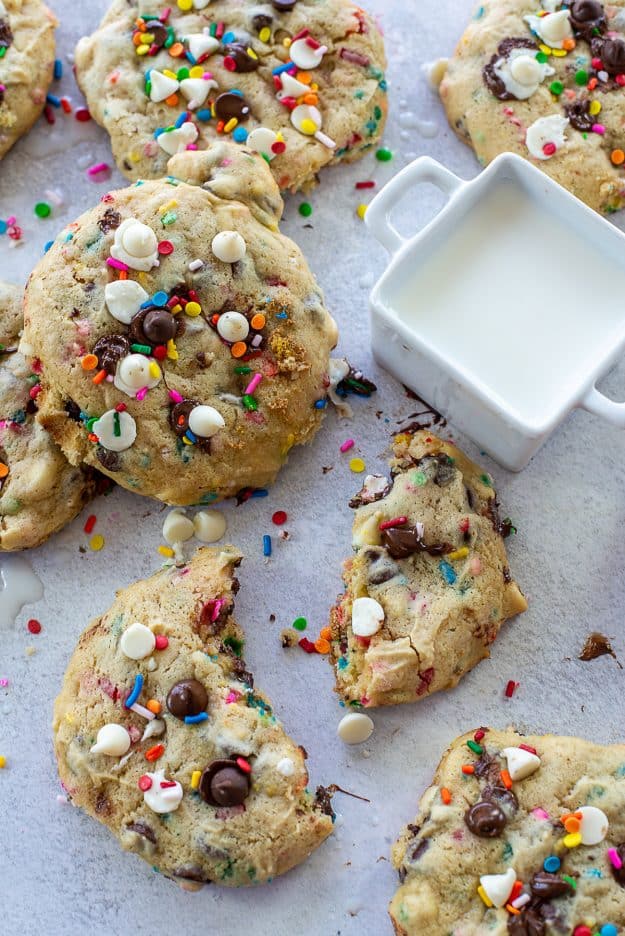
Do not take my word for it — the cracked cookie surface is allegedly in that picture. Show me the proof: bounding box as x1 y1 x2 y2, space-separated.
390 727 625 935
329 431 527 707
74 0 387 191
53 547 334 889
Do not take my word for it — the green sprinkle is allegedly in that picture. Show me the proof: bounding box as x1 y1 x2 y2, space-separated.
130 343 152 354
299 202 313 217
234 365 252 375
467 739 483 755
575 69 588 86
223 635 243 656
35 202 51 218
161 211 177 226
562 874 577 889
480 473 493 486
413 470 428 486
113 412 121 438
0 47 6 59
176 67 190 81
549 80 564 95
535 51 549 63
376 147 393 162
292 617 307 632
242 394 257 411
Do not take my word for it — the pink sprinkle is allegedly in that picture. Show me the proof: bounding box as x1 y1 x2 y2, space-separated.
0 678 8 687
469 556 482 575
609 847 623 870
592 123 606 135
135 386 149 401
226 690 242 704
340 438 355 453
154 634 169 651
169 389 184 403
339 47 370 67
6 216 15 226
474 729 485 742
106 257 129 272
186 143 198 151
592 57 603 68
159 7 171 22
87 162 110 177
244 373 263 396
532 807 550 821
542 142 557 156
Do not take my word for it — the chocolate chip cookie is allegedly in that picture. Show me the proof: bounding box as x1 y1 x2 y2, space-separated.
53 547 334 889
329 431 527 707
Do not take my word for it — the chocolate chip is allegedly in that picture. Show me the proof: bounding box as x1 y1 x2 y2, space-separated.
0 18 13 49
98 208 122 233
143 19 168 49
483 38 538 100
199 759 250 806
126 821 156 844
252 13 273 30
166 679 208 720
92 334 130 374
410 838 430 861
612 843 625 886
65 399 82 422
508 910 546 936
96 447 121 471
214 91 251 122
142 309 177 345
599 36 625 74
530 871 574 899
465 800 507 837
569 0 606 38
223 42 260 72
170 399 200 437
314 784 334 817
173 864 206 882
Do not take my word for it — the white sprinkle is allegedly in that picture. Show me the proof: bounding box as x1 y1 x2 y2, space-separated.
251 334 263 347
129 702 155 720
512 893 531 909
188 258 203 272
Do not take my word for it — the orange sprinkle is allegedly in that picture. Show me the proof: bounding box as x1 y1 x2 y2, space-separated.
441 787 452 804
81 354 98 371
562 37 576 51
296 71 312 84
314 637 331 654
461 765 475 775
0 463 9 479
88 433 98 443
231 341 247 358
146 699 162 715
506 905 521 916
612 149 625 166
119 270 128 280
319 626 332 641
216 119 225 133
145 743 165 762
250 313 266 330
165 93 179 107
303 92 319 106
564 816 581 834
132 32 144 46
135 17 146 29
588 77 598 90
92 368 107 385
169 42 184 57
500 769 513 790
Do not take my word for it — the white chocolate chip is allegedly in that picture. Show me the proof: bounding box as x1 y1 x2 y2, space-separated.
111 219 159 272
525 114 569 160
186 32 220 60
179 77 217 108
114 354 161 396
120 622 156 660
276 757 296 776
193 509 227 543
351 596 385 637
502 747 541 782
90 723 132 756
524 10 572 47
277 72 310 100
157 121 199 156
479 867 516 908
188 404 225 438
163 509 195 545
217 311 249 343
289 37 327 70
211 230 246 263
494 49 555 101
92 409 137 452
291 103 322 135
143 770 183 814
247 127 280 161
337 712 374 745
577 805 609 845
104 280 149 325
141 718 165 741
148 70 180 104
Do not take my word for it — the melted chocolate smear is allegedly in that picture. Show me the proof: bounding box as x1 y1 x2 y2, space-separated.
565 99 594 132
398 389 446 432
381 526 452 560
508 909 546 936
93 334 130 375
0 18 13 49
96 447 121 472
98 208 122 233
252 13 273 31
336 366 377 399
569 0 607 39
314 785 335 817
483 38 537 100
579 631 621 666
415 453 456 487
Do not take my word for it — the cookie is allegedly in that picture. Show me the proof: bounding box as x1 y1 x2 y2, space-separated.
390 727 625 935
53 547 334 889
23 143 339 506
74 0 387 191
328 431 527 707
0 0 57 159
0 281 94 550
439 0 625 213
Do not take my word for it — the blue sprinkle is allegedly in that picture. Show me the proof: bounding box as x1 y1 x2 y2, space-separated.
543 856 560 873
196 108 212 122
152 290 168 306
275 311 288 319
124 674 144 708
314 399 327 409
439 561 457 585
43 240 54 253
46 93 61 107
233 126 248 143
154 127 164 137
54 59 63 80
229 89 244 98
251 489 269 498
174 112 187 129
272 62 295 76
601 926 618 936
222 31 236 44
184 712 208 725
0 219 7 234
185 51 197 65
185 429 198 444
263 534 272 557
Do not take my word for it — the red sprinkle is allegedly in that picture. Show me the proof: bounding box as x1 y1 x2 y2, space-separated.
236 756 252 774
44 104 55 125
505 680 517 698
83 514 97 534
355 180 376 189
542 142 557 156
157 240 174 255
61 97 72 114
29 384 41 400
27 619 41 635
155 634 169 651
271 140 286 154
519 743 538 755
138 775 153 791
114 402 127 413
298 637 318 654
592 57 603 69
474 729 486 742
459 518 470 533
272 510 287 525
75 107 91 122
379 516 408 531
160 780 177 788
617 74 625 86
153 345 167 360
223 55 236 72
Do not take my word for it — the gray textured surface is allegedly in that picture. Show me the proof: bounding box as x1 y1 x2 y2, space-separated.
1 1 625 934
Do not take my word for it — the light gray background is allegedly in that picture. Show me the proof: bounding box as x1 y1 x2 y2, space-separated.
1 1 624 934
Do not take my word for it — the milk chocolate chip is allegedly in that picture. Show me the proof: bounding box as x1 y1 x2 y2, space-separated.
599 36 625 74
166 679 208 719
530 871 574 899
569 0 606 38
199 759 250 806
508 910 546 936
214 91 251 122
93 334 130 374
223 42 260 72
464 800 507 837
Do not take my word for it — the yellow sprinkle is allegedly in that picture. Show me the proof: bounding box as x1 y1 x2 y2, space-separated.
283 37 292 48
182 436 193 445
158 199 178 214
191 770 201 789
189 66 204 78
477 885 493 908
163 68 177 79
281 432 295 456
247 48 258 60
300 118 317 135
137 272 149 285
356 203 368 220
167 338 179 360
185 301 201 317
0 755 6 768
224 117 238 133
149 361 161 379
552 48 567 57
142 33 155 44
589 100 602 116
539 43 552 55
275 131 284 142
448 547 469 561
177 0 193 9
136 44 150 56
259 26 271 43
563 832 582 848
129 151 141 163
90 534 105 552
158 545 174 557
349 457 366 473
170 303 182 315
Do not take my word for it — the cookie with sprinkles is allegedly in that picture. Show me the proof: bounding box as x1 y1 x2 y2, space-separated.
0 281 94 550
73 0 387 191
440 0 625 213
53 547 334 888
328 430 527 708
23 143 339 505
0 0 57 159
390 727 625 935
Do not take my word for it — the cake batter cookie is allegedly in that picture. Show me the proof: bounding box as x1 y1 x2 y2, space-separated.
0 281 93 550
0 0 57 160
74 0 387 191
328 431 527 707
53 547 334 889
390 727 625 935
23 144 339 506
440 0 625 213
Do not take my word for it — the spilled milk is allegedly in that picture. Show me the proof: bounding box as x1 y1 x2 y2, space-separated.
0 555 44 625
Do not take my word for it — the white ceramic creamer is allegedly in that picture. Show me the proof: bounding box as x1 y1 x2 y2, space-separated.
366 154 625 471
